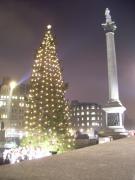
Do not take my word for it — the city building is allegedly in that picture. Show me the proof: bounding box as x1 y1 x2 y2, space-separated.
70 101 105 137
0 77 28 139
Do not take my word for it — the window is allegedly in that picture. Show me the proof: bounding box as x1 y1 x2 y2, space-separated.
81 106 84 110
81 112 84 115
77 112 80 116
91 117 96 121
91 112 96 115
87 122 89 126
0 101 6 106
87 117 89 121
92 122 99 126
19 103 24 107
80 128 84 133
86 111 89 115
1 114 7 119
82 117 84 121
82 123 85 126
91 106 95 109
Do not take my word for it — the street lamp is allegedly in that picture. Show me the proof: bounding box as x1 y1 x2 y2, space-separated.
10 81 17 90
7 81 17 140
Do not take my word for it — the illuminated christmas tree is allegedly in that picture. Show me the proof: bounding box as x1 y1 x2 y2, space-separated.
24 25 74 152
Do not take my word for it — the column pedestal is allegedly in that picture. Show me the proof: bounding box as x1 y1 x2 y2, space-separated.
102 100 128 138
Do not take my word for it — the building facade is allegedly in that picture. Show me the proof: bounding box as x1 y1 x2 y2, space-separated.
0 77 28 138
70 101 105 137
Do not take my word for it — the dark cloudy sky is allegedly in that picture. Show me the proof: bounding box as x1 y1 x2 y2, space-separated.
0 0 135 127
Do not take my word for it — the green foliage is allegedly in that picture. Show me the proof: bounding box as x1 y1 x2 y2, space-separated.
24 26 75 153
21 133 75 153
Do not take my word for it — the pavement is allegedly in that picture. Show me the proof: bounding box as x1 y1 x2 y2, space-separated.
0 137 135 180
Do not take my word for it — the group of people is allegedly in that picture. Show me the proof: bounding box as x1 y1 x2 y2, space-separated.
0 146 52 165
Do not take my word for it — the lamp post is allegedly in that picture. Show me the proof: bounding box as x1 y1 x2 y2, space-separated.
10 81 17 91
7 81 17 140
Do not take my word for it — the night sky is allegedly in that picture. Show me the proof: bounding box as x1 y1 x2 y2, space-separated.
0 0 135 127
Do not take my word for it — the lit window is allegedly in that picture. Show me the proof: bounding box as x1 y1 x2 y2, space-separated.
82 117 84 121
91 106 95 109
82 123 85 126
19 103 24 107
77 112 80 116
0 101 3 106
0 101 6 106
87 117 89 121
81 112 84 115
1 114 7 119
87 122 89 126
86 106 89 110
92 122 99 126
91 117 96 121
80 128 84 133
86 111 89 115
81 106 83 110
91 112 96 115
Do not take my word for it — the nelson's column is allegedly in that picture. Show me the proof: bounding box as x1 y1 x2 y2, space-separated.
102 8 128 138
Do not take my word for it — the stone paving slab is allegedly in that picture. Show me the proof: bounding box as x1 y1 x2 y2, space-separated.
0 137 135 180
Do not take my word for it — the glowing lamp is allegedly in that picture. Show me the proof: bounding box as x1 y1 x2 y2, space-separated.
10 81 17 90
47 24 52 30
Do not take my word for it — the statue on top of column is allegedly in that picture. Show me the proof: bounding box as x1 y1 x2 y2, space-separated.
105 8 112 23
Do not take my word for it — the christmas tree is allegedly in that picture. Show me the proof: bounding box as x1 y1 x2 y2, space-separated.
24 25 74 152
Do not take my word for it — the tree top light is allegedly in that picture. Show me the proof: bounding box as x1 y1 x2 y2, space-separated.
47 24 52 30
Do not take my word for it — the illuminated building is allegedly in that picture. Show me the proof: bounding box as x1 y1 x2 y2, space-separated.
70 101 105 136
0 77 28 139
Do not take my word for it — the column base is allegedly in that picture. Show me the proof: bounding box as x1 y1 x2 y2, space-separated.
99 127 128 139
102 99 127 139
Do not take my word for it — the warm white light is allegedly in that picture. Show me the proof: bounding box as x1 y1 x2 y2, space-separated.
47 24 52 30
10 81 17 90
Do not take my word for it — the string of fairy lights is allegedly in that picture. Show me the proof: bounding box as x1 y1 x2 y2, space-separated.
24 25 74 151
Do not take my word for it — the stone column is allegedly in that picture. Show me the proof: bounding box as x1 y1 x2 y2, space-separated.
106 32 119 101
101 8 127 137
